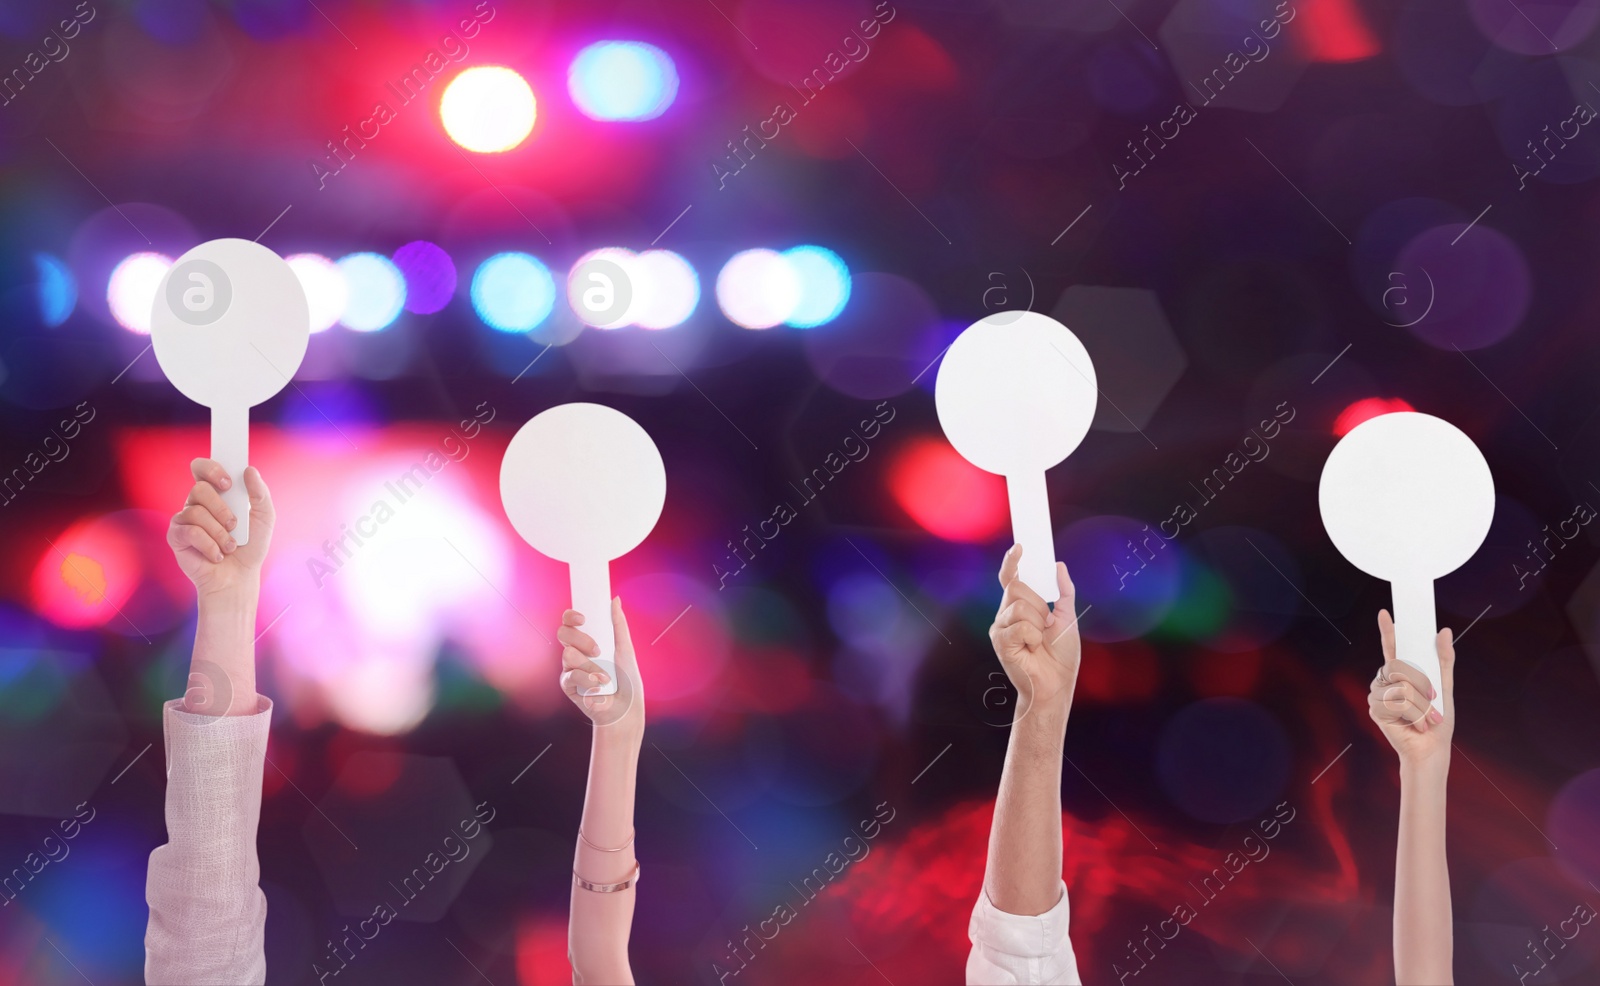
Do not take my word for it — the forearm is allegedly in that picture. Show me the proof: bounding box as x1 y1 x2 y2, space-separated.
984 697 1070 916
1394 759 1452 984
190 582 259 717
569 723 642 984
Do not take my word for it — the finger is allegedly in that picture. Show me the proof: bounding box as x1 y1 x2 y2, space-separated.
557 624 600 657
997 622 1043 657
560 645 607 679
1000 577 1053 628
1381 659 1434 702
996 596 1049 633
184 482 238 533
1377 609 1396 665
1375 680 1432 729
1054 562 1076 611
242 467 274 529
610 596 641 684
171 524 225 564
190 458 231 491
997 544 1021 589
563 609 586 627
1437 627 1456 699
176 504 235 556
561 668 609 701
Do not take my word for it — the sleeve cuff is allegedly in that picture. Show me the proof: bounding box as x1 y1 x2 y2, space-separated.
969 881 1072 958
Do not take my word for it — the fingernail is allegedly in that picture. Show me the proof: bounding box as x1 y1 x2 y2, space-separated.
1045 611 1056 627
227 517 237 531
224 537 237 553
1428 708 1443 724
218 476 231 490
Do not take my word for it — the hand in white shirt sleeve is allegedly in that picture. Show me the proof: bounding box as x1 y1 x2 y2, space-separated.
145 696 272 986
967 880 1082 985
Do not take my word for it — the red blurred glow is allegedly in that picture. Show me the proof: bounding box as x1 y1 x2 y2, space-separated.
330 739 404 798
888 437 1008 543
30 515 141 629
1075 639 1161 703
516 916 570 984
1333 397 1414 437
1188 649 1264 697
729 646 814 714
1291 0 1381 62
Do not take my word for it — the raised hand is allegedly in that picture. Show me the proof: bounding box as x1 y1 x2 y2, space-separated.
559 598 644 732
166 459 274 599
988 544 1080 718
1368 609 1455 768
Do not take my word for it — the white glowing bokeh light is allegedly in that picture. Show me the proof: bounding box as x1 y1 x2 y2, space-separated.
337 252 407 332
441 66 537 153
286 254 349 334
107 252 173 334
716 249 800 329
782 245 851 327
568 41 679 122
569 247 639 329
631 250 699 329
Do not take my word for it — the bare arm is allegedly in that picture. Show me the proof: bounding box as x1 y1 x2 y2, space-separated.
1369 610 1454 985
983 545 1080 915
559 599 644 985
146 460 276 984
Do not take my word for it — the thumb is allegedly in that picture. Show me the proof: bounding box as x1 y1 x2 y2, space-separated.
243 466 275 530
611 596 639 674
1053 561 1075 613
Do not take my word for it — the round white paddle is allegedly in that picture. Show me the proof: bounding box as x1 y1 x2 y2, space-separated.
150 238 310 546
936 311 1099 600
1319 411 1495 711
500 403 666 696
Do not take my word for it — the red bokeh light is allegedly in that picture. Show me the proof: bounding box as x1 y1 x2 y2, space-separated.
888 437 1008 543
516 916 570 984
1333 397 1414 437
30 515 143 630
1292 0 1381 63
1075 638 1162 703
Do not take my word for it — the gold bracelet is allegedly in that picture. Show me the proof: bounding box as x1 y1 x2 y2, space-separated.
573 861 639 893
578 828 635 852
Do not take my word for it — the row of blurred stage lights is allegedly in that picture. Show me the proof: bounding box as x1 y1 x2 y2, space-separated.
91 243 850 335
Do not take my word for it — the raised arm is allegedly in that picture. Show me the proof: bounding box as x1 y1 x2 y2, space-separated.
1368 610 1455 985
146 459 276 985
558 598 644 985
967 545 1083 985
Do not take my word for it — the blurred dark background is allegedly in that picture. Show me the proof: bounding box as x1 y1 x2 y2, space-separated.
3 0 1600 982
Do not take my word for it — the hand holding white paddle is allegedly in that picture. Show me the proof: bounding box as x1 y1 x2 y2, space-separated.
1319 412 1494 713
500 403 666 697
936 311 1098 600
151 239 309 547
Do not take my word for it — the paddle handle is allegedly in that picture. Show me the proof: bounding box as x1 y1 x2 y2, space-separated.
1391 578 1443 714
212 404 251 546
1006 470 1058 602
570 558 617 696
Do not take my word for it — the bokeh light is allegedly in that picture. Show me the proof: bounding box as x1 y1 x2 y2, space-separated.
716 248 799 329
631 249 699 329
782 245 851 328
106 252 173 334
568 247 639 329
471 252 556 332
568 41 679 121
888 436 1008 542
34 253 76 327
392 240 457 314
336 252 407 332
286 253 348 334
440 65 537 153
1333 397 1414 436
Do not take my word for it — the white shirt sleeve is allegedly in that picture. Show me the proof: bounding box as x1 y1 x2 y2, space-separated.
966 880 1082 985
145 696 272 986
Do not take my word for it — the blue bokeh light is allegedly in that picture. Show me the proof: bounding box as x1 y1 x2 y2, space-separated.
569 41 679 122
34 253 76 327
782 245 851 328
471 253 556 332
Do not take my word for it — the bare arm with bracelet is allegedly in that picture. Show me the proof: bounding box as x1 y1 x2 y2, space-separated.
558 599 644 985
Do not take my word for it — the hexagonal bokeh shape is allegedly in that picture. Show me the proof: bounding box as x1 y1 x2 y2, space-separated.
1158 0 1309 113
1050 285 1186 434
303 752 491 923
1565 556 1600 683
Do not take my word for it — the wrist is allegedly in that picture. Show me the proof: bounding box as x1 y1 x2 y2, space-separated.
197 577 260 614
1399 755 1450 787
1015 691 1071 733
594 718 644 749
